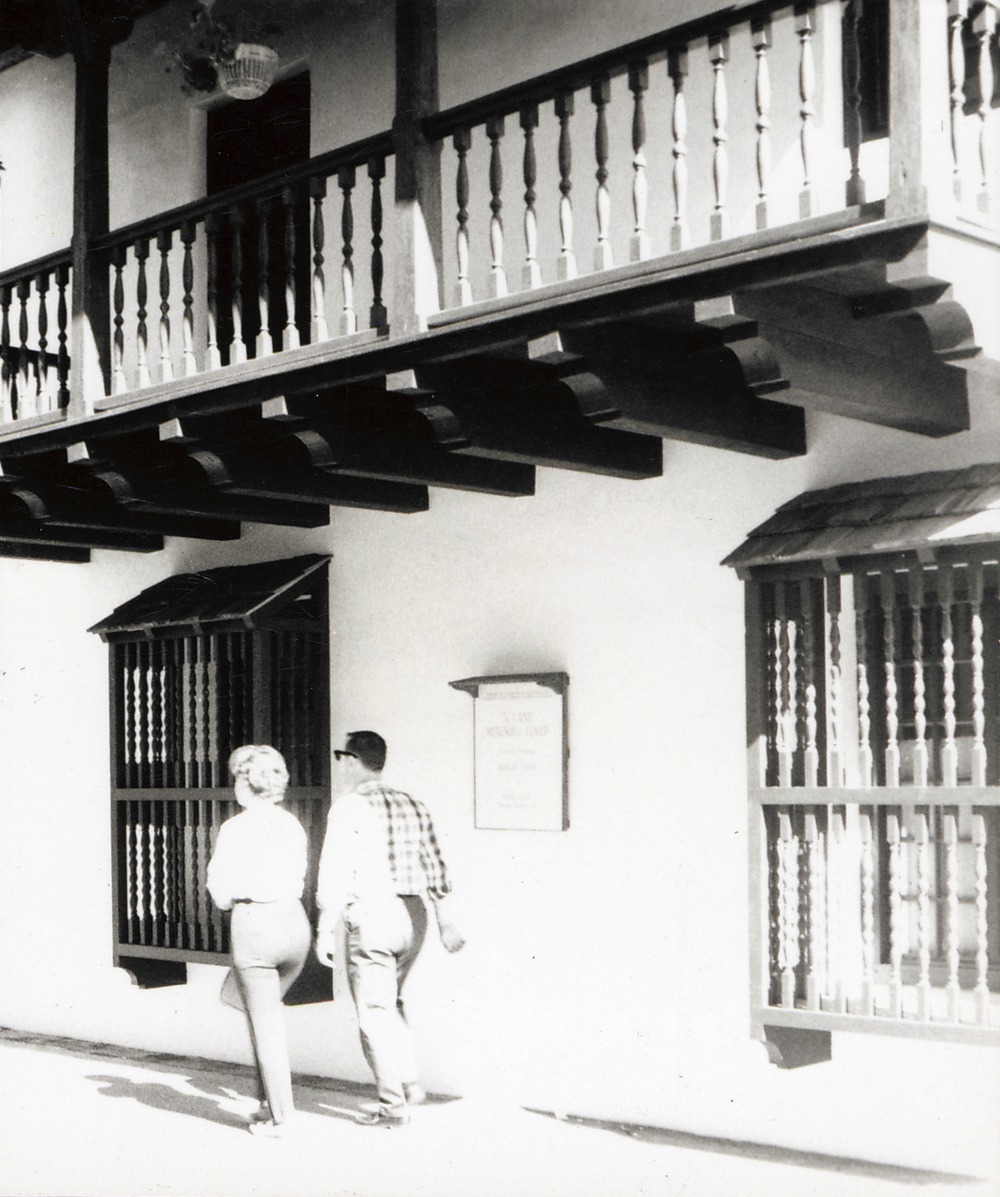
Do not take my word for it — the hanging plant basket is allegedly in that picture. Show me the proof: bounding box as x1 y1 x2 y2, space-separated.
219 42 280 100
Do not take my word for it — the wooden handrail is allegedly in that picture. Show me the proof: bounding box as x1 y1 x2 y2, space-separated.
92 130 395 252
0 248 72 289
423 0 782 138
753 786 1000 807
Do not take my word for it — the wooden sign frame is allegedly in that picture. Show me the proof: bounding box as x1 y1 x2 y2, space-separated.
449 672 569 830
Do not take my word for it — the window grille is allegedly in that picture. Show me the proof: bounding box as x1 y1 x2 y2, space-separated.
90 555 330 991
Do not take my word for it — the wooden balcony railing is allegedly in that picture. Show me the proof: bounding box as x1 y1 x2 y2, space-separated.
93 132 394 399
0 2 996 433
748 565 1000 1050
0 250 72 425
426 0 883 306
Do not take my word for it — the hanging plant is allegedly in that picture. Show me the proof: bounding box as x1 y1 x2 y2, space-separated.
160 0 283 98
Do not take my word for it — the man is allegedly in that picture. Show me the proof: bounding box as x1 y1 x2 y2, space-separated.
315 729 465 1127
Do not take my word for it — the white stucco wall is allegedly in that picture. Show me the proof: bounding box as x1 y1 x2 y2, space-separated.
2 424 999 1178
0 0 999 1183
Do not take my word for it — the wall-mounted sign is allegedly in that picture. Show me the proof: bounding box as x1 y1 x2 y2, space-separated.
449 673 568 830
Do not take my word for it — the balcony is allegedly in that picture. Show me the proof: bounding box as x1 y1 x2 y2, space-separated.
0 1 998 559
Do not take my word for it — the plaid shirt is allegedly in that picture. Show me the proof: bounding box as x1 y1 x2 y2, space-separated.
358 780 451 899
316 779 451 916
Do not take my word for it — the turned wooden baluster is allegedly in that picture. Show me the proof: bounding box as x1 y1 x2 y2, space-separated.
752 18 772 230
886 812 905 1017
797 4 817 219
134 237 151 388
881 571 900 787
628 61 650 261
944 814 961 1021
668 46 689 251
826 575 844 786
973 814 990 1023
180 221 197 376
127 801 140 942
970 562 987 785
940 565 958 786
909 568 929 786
843 0 866 206
486 116 508 296
800 580 819 786
339 165 358 334
778 811 800 1007
111 245 127 394
774 584 797 786
309 177 329 341
139 800 153 944
860 809 876 1014
591 74 613 270
204 213 222 371
520 104 542 288
34 270 52 412
256 197 272 357
454 128 473 305
55 264 69 409
229 206 247 364
804 812 823 1010
948 1 970 204
369 157 388 329
16 279 34 418
972 4 997 215
0 285 11 422
201 634 213 788
124 641 137 788
282 185 300 350
854 572 873 787
156 229 173 383
136 638 149 788
915 812 932 1020
555 91 578 280
828 806 846 1011
709 34 730 241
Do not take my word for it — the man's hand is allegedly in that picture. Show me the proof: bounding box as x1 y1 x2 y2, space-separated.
315 917 337 968
438 922 466 954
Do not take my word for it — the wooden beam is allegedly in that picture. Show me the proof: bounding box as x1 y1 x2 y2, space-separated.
184 446 430 514
164 403 535 498
0 516 162 553
0 541 90 564
0 466 241 541
528 326 804 460
66 447 331 529
401 366 662 479
392 0 443 332
735 286 971 437
64 14 111 416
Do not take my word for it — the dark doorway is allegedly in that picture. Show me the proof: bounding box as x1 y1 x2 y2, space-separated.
207 72 312 360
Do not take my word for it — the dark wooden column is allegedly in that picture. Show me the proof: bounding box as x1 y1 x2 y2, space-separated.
391 0 444 335
65 16 112 417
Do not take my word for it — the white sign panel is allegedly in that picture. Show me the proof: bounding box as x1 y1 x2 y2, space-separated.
471 678 567 830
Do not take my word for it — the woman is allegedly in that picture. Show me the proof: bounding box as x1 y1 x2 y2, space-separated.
207 744 311 1137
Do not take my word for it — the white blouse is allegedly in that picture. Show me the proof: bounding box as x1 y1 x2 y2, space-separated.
206 804 308 910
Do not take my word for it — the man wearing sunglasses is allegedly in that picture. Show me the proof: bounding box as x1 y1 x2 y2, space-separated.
315 730 465 1127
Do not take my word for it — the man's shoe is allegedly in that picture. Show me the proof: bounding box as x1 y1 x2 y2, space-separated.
356 1108 410 1128
404 1083 427 1106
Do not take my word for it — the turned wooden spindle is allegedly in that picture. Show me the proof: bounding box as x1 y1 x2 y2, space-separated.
520 104 542 289
338 166 358 334
309 177 329 342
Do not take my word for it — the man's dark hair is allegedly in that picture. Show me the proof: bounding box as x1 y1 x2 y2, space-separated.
346 729 387 772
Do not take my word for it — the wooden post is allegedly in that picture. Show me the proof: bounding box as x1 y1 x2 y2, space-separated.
886 0 952 219
391 0 443 335
68 38 112 419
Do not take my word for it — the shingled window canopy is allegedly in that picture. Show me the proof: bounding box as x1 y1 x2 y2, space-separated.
89 554 331 999
727 465 1000 1065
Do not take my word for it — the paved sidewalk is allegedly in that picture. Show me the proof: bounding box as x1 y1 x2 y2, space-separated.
0 1028 994 1197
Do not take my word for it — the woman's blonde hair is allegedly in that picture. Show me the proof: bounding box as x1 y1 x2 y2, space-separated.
228 744 289 801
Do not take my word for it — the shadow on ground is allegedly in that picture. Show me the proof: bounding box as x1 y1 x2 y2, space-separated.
523 1109 984 1188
